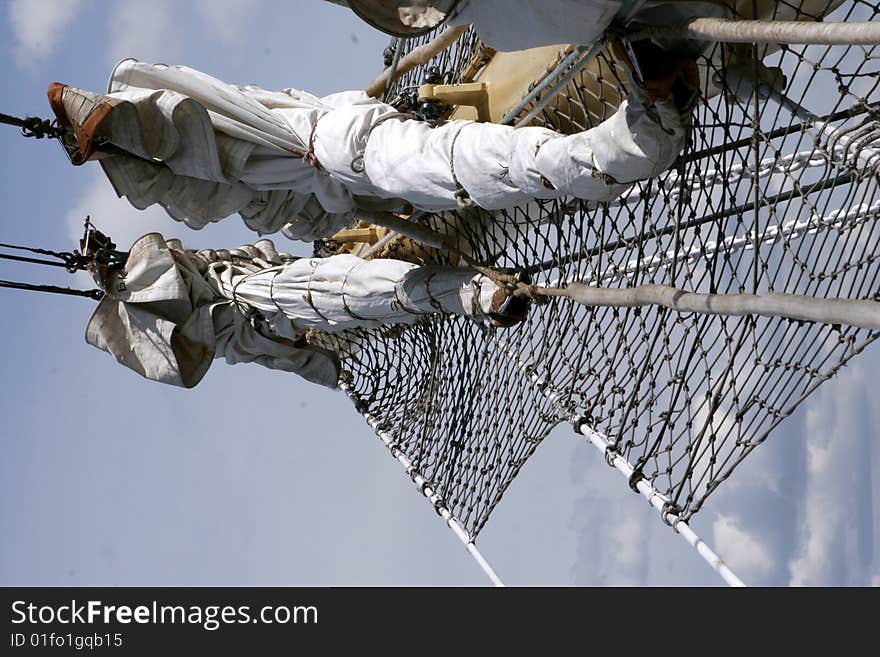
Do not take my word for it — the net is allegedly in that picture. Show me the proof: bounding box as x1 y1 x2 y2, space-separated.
321 0 880 545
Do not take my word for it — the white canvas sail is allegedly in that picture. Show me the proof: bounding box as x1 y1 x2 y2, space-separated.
50 59 688 241
86 233 504 389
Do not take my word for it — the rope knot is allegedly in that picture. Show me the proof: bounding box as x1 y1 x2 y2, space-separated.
21 116 58 139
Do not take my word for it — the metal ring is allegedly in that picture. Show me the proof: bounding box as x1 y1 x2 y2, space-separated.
628 469 646 494
661 501 682 527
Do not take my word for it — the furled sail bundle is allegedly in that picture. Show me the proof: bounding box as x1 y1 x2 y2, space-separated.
86 232 524 389
47 54 692 242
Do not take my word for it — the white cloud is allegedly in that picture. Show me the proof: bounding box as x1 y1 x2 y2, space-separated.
605 513 652 584
787 362 877 585
568 445 654 586
571 507 653 586
707 352 879 586
7 0 83 67
713 514 776 581
64 167 183 250
194 0 262 48
105 0 182 66
567 330 879 586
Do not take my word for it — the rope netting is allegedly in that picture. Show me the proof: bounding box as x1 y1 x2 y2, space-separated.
322 0 880 543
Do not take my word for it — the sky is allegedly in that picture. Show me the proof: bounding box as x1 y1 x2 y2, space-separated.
0 0 877 587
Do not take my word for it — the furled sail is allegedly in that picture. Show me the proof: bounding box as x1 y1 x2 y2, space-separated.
49 56 691 241
86 233 514 389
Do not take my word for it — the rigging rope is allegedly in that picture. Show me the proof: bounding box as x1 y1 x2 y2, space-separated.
0 223 121 302
0 280 102 300
0 111 65 140
0 242 82 271
0 252 71 269
331 0 880 562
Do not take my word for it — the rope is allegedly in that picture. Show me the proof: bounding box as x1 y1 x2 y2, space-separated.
0 280 102 300
0 252 71 269
382 37 404 103
574 421 746 586
0 242 76 259
332 8 880 577
0 112 65 140
0 226 123 303
0 242 82 271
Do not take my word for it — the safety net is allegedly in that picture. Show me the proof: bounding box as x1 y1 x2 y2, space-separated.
319 0 879 541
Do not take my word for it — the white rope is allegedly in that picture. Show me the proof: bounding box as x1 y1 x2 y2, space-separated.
488 335 745 586
338 381 506 587
760 87 880 177
576 200 880 288
573 423 746 587
610 129 878 211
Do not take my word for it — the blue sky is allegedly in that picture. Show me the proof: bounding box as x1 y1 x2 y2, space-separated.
0 0 877 587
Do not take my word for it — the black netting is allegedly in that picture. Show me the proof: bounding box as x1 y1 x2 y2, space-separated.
326 1 880 538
